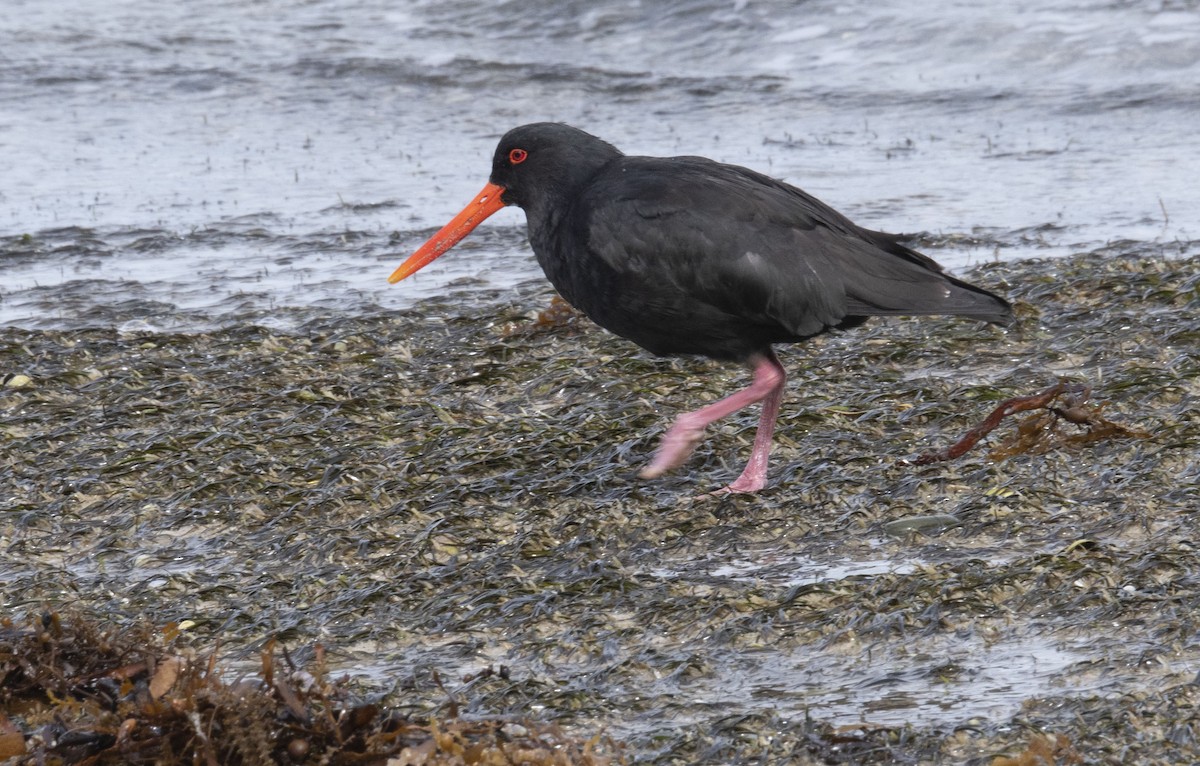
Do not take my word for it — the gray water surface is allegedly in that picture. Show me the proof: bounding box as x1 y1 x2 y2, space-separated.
1 0 1197 329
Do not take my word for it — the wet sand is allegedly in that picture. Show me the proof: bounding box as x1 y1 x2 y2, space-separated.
2 244 1199 763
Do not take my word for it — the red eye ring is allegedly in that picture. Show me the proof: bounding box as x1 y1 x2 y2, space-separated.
508 148 528 164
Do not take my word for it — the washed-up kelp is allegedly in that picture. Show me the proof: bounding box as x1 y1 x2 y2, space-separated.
911 379 1151 464
0 612 619 765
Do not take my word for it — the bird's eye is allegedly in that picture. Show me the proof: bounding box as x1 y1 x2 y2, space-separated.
509 148 528 165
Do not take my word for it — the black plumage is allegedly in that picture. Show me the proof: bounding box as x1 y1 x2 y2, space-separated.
391 123 1012 493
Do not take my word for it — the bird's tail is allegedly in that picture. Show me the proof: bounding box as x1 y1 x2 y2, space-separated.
849 230 1015 326
935 274 1015 326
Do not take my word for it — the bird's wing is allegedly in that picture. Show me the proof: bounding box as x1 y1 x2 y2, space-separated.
581 157 962 337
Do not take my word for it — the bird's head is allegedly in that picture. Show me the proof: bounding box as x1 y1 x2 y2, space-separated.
388 123 621 284
488 123 621 211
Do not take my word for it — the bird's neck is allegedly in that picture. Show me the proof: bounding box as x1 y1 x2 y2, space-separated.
524 152 621 243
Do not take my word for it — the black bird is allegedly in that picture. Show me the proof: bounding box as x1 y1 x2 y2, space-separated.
390 123 1012 493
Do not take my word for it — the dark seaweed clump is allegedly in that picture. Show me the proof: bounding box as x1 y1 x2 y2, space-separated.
0 611 617 764
2 241 1200 764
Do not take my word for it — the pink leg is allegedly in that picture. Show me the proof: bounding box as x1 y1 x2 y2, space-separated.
638 351 787 493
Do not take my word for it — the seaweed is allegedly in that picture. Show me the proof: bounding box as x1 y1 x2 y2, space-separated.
2 245 1200 764
911 379 1150 464
0 612 618 765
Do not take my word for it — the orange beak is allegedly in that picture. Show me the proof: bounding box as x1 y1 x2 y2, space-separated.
388 182 508 284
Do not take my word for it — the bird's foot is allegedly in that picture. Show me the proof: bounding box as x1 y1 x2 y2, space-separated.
639 419 706 480
716 481 765 495
705 473 767 496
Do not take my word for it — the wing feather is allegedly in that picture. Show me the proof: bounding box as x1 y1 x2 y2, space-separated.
581 157 956 334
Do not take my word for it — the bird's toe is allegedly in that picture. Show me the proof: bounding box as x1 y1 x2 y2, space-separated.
639 422 707 479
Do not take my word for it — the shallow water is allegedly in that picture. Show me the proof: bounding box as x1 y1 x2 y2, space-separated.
700 630 1089 729
645 549 1080 729
2 0 1197 329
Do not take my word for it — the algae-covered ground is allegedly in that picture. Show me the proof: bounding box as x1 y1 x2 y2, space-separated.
2 242 1199 764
